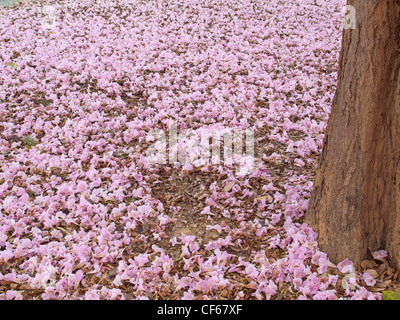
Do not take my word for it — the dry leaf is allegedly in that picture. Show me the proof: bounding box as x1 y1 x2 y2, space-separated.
125 293 134 300
243 283 257 289
87 270 99 275
223 181 235 192
74 262 86 270
369 287 386 292
256 212 266 219
364 269 379 279
376 260 389 276
108 268 118 277
1 280 35 290
229 246 242 253
387 267 395 277
317 272 329 279
375 280 388 288
11 283 34 290
57 227 71 235
361 259 378 270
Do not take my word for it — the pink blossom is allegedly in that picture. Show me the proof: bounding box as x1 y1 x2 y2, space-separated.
134 254 149 267
337 258 354 274
362 272 376 286
76 181 88 193
373 250 388 260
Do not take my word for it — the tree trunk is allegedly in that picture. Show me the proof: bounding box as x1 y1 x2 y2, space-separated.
306 0 400 270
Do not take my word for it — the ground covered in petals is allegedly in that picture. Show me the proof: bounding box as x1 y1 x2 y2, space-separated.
0 0 394 300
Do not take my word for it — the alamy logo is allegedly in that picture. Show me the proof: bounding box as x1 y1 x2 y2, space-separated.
342 5 356 30
145 123 255 176
341 266 358 291
41 5 57 30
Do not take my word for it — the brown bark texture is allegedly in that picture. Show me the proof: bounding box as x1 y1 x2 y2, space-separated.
306 0 400 269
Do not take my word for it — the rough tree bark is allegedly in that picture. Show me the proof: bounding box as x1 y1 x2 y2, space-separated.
306 0 400 270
